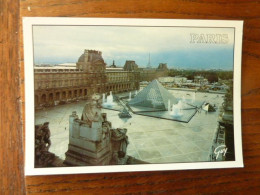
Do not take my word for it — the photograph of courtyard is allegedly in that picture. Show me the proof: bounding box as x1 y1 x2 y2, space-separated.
36 89 228 164
32 24 235 167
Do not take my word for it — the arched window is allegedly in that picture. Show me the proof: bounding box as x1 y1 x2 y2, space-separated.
55 92 60 100
68 91 72 98
49 93 54 101
62 91 66 99
41 94 47 103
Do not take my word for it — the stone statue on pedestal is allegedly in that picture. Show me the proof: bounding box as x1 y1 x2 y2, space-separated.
64 93 133 166
81 93 103 123
110 128 129 165
64 94 112 166
35 122 55 167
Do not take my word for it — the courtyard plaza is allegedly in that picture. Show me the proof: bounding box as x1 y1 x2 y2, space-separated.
35 90 224 164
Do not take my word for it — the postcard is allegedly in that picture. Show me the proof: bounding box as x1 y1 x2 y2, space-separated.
23 17 243 175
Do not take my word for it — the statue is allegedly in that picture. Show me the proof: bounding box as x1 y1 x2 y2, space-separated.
111 128 129 165
35 122 55 167
65 93 136 166
81 93 103 123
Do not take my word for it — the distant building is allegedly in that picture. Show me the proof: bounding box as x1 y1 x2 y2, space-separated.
138 63 169 82
124 60 138 71
157 63 168 71
194 75 208 85
158 77 174 83
173 76 187 84
106 68 140 93
158 76 187 84
34 49 140 107
210 83 229 92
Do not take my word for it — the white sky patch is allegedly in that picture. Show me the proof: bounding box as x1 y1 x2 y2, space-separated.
33 25 234 67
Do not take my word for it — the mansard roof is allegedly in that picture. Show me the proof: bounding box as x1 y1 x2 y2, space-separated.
78 49 104 64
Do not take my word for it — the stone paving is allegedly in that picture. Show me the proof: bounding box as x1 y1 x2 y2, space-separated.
35 90 225 164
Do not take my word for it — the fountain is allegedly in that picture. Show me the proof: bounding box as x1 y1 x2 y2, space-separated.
203 104 209 112
128 92 132 101
102 93 106 103
135 90 138 96
170 100 183 117
103 91 115 107
168 99 171 111
192 92 196 103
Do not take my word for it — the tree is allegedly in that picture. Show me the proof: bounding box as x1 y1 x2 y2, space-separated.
207 72 218 83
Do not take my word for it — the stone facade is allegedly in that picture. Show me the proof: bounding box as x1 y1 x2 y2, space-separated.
34 49 140 107
106 70 140 93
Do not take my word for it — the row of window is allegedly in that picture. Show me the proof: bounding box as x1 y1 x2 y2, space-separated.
35 73 107 80
35 89 88 103
35 77 135 89
108 77 130 82
35 79 100 89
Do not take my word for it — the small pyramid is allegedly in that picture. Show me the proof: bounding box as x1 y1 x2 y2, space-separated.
129 80 178 110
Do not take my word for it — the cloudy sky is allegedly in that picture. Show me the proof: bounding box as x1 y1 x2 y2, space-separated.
33 25 234 70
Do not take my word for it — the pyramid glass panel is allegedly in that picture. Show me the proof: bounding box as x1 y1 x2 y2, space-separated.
128 80 178 110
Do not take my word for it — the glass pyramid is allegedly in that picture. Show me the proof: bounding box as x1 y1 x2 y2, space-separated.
128 80 178 110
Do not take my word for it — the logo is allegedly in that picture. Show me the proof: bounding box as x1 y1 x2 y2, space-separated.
190 33 229 44
214 145 228 159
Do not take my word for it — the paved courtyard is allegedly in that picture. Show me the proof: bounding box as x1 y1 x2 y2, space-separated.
35 90 224 164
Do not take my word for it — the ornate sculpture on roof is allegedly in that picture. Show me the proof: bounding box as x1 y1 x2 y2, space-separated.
109 60 117 68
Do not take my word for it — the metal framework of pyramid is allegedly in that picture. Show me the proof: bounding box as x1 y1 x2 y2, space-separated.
128 80 178 110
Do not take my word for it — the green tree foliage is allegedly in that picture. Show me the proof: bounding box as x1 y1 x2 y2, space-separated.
168 69 233 82
207 72 218 83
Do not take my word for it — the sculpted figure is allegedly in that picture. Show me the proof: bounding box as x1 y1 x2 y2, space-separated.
111 128 129 164
81 94 103 123
35 122 55 167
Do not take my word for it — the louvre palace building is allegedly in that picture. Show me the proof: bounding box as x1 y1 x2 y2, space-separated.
34 49 140 107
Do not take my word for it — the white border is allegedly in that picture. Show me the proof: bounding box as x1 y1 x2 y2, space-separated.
23 17 244 176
